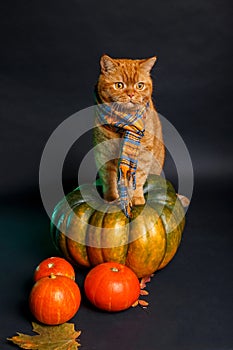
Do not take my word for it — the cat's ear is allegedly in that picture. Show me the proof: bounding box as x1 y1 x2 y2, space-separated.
100 55 118 74
140 56 157 73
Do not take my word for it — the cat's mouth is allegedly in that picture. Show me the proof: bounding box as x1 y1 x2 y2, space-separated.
117 101 141 111
125 101 136 109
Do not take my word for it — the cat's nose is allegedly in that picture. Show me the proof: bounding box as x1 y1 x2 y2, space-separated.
127 92 135 98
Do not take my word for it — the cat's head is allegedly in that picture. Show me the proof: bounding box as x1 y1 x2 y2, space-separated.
97 55 156 110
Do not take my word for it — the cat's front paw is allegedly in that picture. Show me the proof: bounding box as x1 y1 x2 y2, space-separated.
104 193 119 203
132 196 146 206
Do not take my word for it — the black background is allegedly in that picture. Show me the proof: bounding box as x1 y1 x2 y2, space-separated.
0 1 232 349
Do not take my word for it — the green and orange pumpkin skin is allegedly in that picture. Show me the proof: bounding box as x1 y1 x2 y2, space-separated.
50 175 185 278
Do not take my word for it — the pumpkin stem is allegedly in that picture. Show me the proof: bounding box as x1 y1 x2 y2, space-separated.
48 263 54 268
110 267 119 272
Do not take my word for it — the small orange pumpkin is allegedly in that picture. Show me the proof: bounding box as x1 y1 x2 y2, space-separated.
29 274 81 325
84 262 140 312
33 256 75 282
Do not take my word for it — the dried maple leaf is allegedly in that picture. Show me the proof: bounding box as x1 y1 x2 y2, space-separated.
7 322 81 349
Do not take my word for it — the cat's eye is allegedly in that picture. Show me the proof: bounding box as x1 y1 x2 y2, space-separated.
136 82 145 90
114 82 125 89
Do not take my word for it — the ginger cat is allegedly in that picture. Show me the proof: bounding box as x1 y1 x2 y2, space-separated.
93 54 165 214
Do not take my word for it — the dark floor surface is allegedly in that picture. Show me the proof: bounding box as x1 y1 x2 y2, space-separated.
0 177 232 350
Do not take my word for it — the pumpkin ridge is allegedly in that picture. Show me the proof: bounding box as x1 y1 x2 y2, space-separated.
157 207 170 270
144 206 167 271
55 214 73 263
157 207 183 270
62 277 81 313
66 203 95 267
146 203 168 269
92 269 109 308
149 205 168 270
41 280 51 322
87 204 110 264
101 208 129 263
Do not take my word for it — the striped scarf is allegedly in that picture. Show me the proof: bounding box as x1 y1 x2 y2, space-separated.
95 93 148 218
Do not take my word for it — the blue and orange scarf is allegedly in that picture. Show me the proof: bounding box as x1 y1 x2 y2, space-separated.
95 93 148 217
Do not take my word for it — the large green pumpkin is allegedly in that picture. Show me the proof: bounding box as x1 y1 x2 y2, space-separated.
50 175 185 278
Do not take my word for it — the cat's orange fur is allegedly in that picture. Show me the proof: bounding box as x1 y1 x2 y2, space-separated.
94 55 165 206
